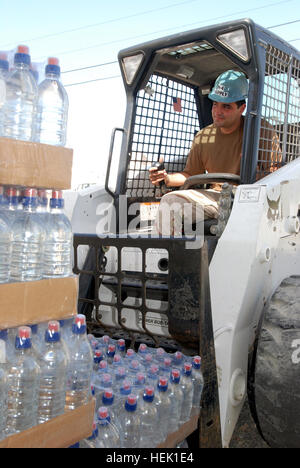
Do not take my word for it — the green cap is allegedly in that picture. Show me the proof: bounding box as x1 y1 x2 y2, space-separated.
208 70 249 103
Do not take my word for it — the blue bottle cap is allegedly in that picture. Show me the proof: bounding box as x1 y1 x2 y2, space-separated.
171 369 181 384
45 321 61 343
15 326 32 350
192 356 202 369
50 190 64 209
117 338 126 352
134 372 146 386
125 394 137 412
98 407 111 425
45 57 61 76
22 188 38 208
143 386 155 403
157 377 168 392
120 380 132 396
106 344 116 358
72 314 87 335
102 390 114 406
5 187 19 207
138 343 148 354
183 362 192 376
94 350 104 363
30 324 38 335
0 330 7 341
0 53 8 71
14 45 31 66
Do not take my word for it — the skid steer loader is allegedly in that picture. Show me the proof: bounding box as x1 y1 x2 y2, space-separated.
70 18 300 448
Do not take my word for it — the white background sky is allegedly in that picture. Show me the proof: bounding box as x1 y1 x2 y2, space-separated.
1 0 299 188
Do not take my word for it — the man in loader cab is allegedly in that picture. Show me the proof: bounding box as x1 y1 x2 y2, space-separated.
149 70 281 235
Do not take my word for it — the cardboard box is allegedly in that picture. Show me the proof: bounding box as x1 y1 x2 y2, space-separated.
0 137 73 190
0 276 79 329
0 398 95 448
157 414 199 448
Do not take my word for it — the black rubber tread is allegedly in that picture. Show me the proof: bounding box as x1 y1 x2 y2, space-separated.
252 276 300 448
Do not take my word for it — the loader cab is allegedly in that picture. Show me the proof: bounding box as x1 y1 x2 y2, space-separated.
74 18 300 348
107 18 299 235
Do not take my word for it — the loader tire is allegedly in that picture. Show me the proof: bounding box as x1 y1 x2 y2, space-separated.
249 276 300 448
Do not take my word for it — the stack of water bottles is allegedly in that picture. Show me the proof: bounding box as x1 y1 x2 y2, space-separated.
79 336 204 448
0 185 73 283
0 314 93 441
0 45 68 146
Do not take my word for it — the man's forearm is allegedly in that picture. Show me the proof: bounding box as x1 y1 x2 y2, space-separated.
165 171 190 187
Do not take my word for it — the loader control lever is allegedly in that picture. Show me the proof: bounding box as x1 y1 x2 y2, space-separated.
154 158 165 188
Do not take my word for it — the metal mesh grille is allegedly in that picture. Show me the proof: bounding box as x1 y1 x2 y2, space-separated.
74 235 175 347
258 45 300 178
126 74 200 199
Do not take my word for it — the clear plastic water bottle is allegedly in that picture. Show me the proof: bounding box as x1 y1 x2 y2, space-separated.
0 329 14 366
36 189 49 218
38 321 68 424
33 57 69 146
94 372 113 404
172 350 185 369
6 326 41 435
127 359 143 379
160 356 172 376
142 352 153 370
43 190 72 279
140 386 160 448
139 386 159 448
57 319 72 362
10 188 45 282
2 45 37 141
65 315 93 412
153 347 166 369
137 343 149 359
155 377 171 442
147 364 160 387
0 338 8 440
115 379 132 414
132 372 146 401
124 348 136 362
106 344 116 364
116 338 126 357
0 186 12 283
119 394 140 448
191 356 204 415
111 353 123 368
29 324 44 358
180 362 194 424
88 335 99 352
168 369 184 432
113 366 127 387
59 318 73 346
93 350 104 371
101 389 121 434
0 52 9 136
97 359 109 374
3 187 20 226
96 406 120 448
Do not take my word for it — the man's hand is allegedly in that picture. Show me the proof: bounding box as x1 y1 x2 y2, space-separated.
149 166 168 186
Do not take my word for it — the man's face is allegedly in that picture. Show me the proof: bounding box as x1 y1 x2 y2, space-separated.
211 101 246 133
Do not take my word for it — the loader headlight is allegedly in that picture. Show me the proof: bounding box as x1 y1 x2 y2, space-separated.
217 28 250 62
122 53 144 85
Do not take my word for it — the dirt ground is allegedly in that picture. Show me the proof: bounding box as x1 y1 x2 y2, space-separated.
229 398 269 448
